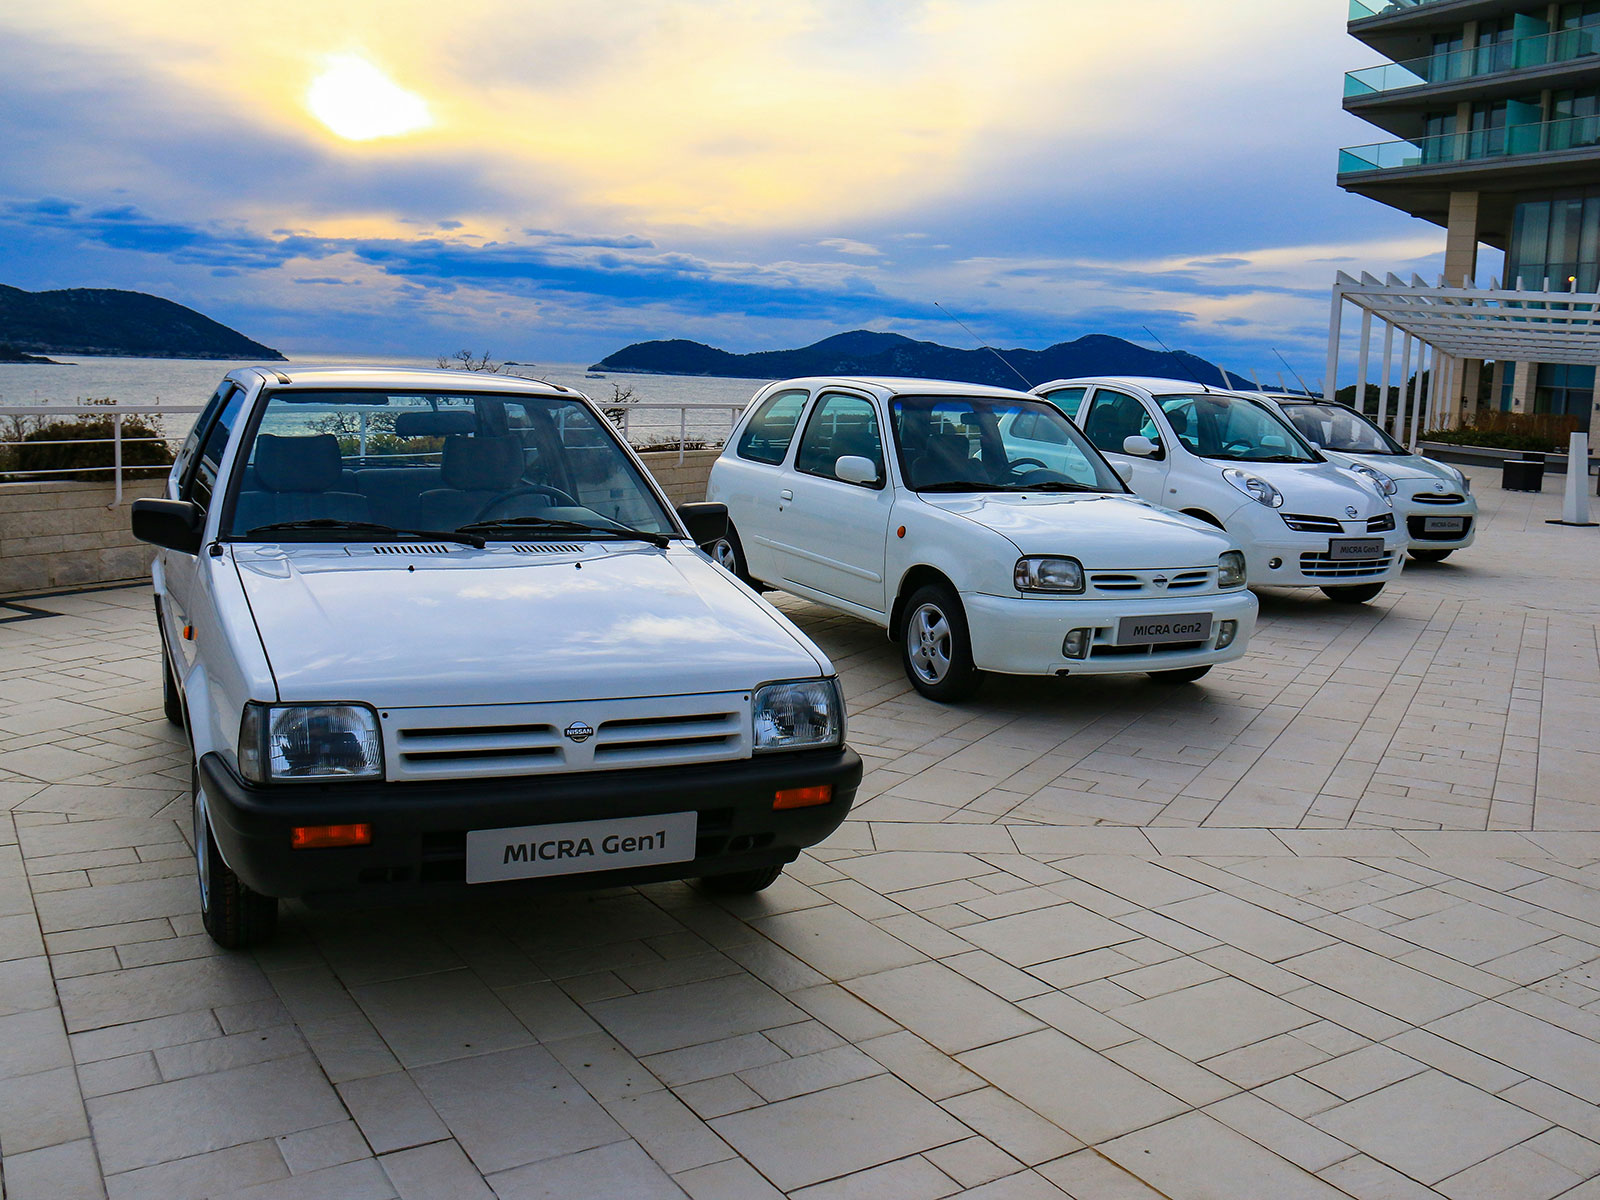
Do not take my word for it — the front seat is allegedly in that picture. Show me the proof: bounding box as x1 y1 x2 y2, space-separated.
232 434 370 533
417 435 531 529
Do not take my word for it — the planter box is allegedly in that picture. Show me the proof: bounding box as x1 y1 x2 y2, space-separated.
1418 441 1598 476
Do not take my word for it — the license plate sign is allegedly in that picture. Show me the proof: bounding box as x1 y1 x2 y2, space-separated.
1423 516 1465 533
1116 612 1213 646
1328 537 1384 560
466 812 698 883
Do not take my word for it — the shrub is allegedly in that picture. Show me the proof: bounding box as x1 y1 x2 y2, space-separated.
1422 410 1580 454
6 414 175 482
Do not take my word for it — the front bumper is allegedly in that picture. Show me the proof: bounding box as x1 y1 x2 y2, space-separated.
962 589 1258 676
199 746 861 905
1240 534 1406 589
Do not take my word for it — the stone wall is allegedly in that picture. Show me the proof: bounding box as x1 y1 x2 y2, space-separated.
0 451 721 597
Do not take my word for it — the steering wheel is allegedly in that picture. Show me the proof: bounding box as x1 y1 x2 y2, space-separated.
473 483 578 522
1007 457 1049 476
1222 440 1253 455
1012 467 1076 486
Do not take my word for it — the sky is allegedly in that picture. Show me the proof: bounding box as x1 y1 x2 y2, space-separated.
0 0 1492 377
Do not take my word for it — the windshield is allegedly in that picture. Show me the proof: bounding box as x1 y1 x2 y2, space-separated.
891 394 1126 494
222 389 677 540
1155 394 1319 464
1280 402 1407 455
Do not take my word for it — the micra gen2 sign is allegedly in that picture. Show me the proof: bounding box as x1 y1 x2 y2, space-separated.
1115 612 1215 646
464 811 698 883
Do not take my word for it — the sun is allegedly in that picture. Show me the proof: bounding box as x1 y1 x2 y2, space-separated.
307 55 432 141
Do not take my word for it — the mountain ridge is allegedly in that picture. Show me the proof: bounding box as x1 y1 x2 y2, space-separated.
591 330 1252 390
0 285 285 361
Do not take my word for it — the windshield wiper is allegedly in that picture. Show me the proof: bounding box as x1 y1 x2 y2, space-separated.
457 515 671 549
999 481 1102 493
243 519 486 548
915 480 1007 493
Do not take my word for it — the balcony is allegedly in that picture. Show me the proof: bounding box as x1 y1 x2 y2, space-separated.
1339 113 1600 176
1344 27 1600 98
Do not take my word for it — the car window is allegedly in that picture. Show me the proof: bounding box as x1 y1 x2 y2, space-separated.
1281 402 1406 455
1155 394 1318 463
1041 386 1087 416
173 382 234 496
736 389 809 465
222 390 676 538
891 394 1124 493
183 385 247 511
1080 390 1158 455
794 393 884 485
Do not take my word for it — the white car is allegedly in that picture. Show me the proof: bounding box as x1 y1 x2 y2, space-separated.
1033 377 1405 603
1251 393 1477 563
132 366 861 947
706 376 1258 702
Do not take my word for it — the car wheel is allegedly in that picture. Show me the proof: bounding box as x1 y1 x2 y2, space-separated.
192 763 277 949
1409 548 1453 563
708 524 765 589
1148 665 1212 684
900 583 982 702
699 864 784 894
1321 583 1385 604
161 639 184 728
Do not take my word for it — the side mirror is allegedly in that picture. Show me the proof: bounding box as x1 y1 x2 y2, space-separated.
1123 435 1160 457
676 501 729 547
1113 461 1134 483
131 498 203 555
835 455 881 486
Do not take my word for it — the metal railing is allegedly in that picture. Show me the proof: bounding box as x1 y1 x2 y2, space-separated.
1349 0 1453 20
1345 27 1600 97
0 402 746 505
1339 112 1600 175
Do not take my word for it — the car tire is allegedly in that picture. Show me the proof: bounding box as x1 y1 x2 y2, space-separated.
708 524 763 589
900 583 983 702
1148 665 1212 684
699 864 784 894
192 763 277 949
161 640 184 728
1409 548 1453 563
1321 583 1385 604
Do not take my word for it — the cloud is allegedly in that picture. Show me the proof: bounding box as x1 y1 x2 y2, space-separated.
817 238 884 258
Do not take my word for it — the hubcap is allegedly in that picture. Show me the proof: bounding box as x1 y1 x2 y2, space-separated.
907 603 952 684
193 786 211 909
711 538 737 571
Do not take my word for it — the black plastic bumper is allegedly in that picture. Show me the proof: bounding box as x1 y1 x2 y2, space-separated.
199 746 861 906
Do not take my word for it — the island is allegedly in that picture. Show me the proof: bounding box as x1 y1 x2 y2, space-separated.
590 330 1251 390
0 343 64 364
0 284 285 360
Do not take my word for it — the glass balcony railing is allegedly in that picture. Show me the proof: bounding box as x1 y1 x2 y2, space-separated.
1349 0 1453 19
1345 27 1600 96
1339 113 1600 174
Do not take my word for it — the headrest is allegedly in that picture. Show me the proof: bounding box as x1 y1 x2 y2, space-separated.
394 410 476 438
254 434 344 493
441 435 524 490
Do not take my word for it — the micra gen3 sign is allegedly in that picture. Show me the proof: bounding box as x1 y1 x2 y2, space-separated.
464 812 698 882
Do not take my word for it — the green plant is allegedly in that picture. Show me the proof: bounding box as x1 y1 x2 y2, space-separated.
5 413 175 482
1422 410 1580 453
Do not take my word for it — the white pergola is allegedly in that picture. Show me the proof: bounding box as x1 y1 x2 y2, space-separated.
1323 272 1600 447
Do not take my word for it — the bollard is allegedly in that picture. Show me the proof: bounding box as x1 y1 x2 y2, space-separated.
1548 432 1597 527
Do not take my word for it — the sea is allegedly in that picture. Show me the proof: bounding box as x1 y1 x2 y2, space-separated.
0 354 774 444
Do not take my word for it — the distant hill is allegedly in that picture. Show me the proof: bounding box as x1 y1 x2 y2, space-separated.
590 330 1251 390
0 343 62 364
0 285 285 360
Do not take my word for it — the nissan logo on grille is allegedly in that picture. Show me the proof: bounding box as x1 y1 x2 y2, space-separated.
1344 505 1358 518
1152 575 1169 588
564 721 594 743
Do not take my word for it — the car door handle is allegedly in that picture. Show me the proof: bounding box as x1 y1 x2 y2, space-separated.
780 489 793 501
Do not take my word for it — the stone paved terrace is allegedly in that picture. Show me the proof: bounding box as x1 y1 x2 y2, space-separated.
2 464 1600 1199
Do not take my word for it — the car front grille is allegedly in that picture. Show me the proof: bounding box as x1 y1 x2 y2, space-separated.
1281 513 1344 533
384 694 749 780
1298 550 1397 578
1367 513 1395 533
1088 568 1213 595
1412 491 1466 505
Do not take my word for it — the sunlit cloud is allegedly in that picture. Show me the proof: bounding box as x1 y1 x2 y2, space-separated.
307 55 431 141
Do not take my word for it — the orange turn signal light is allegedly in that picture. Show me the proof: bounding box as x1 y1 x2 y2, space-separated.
290 823 372 850
774 785 832 810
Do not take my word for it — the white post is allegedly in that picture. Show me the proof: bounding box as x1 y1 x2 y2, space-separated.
1354 308 1373 412
1407 343 1429 446
1324 290 1344 403
679 407 687 465
1376 319 1395 426
1557 432 1594 525
111 412 124 507
1395 333 1413 437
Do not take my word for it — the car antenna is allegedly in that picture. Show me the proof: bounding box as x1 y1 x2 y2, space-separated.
933 302 1034 390
1145 325 1229 389
1271 347 1313 396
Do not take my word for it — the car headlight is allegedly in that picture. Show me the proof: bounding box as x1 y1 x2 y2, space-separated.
1218 551 1247 588
1222 468 1283 508
239 703 384 783
1343 462 1398 498
753 679 843 753
1440 463 1470 492
1014 556 1085 594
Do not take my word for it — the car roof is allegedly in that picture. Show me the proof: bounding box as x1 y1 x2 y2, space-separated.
1031 376 1229 396
232 365 582 398
770 376 1042 402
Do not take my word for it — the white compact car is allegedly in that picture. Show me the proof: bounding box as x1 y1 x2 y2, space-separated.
706 376 1258 702
1033 377 1405 603
132 367 861 947
1251 393 1477 563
